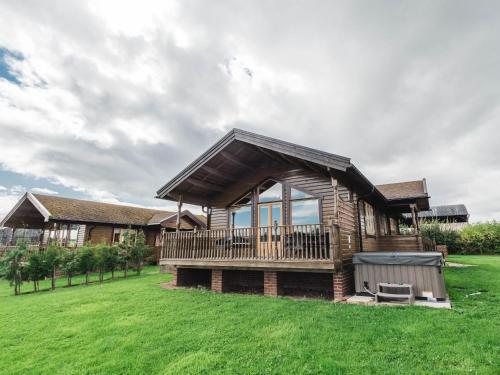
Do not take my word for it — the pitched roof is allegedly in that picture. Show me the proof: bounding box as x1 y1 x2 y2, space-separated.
418 204 469 218
147 210 207 227
376 180 428 200
33 194 175 226
156 128 352 199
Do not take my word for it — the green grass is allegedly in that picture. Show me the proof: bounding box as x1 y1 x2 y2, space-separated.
0 256 499 374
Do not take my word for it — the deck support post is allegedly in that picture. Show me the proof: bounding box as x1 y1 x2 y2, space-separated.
333 268 353 301
264 271 278 297
211 269 223 292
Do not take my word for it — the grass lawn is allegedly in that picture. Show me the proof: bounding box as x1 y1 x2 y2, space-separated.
0 256 499 374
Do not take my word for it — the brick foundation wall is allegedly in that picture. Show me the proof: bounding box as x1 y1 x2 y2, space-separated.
264 271 278 297
211 269 223 292
333 267 354 301
175 268 211 288
223 270 264 293
278 272 333 299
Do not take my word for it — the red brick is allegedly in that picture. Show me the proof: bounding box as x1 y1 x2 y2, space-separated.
211 269 223 292
333 268 354 301
264 271 278 297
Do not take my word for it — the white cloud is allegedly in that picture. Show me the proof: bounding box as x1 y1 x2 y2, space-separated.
0 1 498 221
30 188 59 195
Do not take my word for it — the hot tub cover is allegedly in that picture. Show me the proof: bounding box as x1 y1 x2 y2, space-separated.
353 252 443 266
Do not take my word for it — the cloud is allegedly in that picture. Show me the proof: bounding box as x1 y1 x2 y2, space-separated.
30 188 59 195
0 1 498 221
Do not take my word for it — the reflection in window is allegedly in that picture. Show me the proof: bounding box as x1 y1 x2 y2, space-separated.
230 205 252 228
291 199 320 225
291 188 314 200
258 181 282 202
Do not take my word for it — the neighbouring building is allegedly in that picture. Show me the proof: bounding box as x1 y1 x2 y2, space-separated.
403 204 469 230
0 193 206 261
156 128 435 300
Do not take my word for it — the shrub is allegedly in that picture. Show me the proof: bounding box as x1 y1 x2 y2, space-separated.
420 221 461 253
0 241 28 295
460 222 500 255
78 245 95 285
26 251 47 292
61 249 80 287
44 245 64 290
130 231 151 275
118 228 134 278
421 220 500 255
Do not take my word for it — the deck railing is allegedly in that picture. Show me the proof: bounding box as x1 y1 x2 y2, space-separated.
161 224 339 261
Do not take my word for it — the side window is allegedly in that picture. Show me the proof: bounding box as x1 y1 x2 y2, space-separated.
364 202 376 236
380 213 389 235
290 188 320 225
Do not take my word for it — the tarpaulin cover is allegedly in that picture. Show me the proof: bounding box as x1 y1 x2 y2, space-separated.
352 252 443 267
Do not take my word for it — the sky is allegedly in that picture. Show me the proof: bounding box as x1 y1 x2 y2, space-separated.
0 0 499 222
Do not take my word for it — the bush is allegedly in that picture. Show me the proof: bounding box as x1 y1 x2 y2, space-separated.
421 220 500 255
420 221 461 253
460 222 500 255
78 245 95 285
130 231 151 275
61 249 80 287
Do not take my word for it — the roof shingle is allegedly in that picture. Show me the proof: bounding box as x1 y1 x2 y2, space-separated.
33 194 175 226
376 180 427 200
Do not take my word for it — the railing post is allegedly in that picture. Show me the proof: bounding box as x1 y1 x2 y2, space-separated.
192 227 197 258
230 223 234 259
273 220 278 259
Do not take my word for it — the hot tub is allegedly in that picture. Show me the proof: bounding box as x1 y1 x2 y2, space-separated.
352 252 446 300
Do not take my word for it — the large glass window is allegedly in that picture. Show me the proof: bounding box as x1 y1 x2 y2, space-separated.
258 181 282 202
290 188 320 225
230 205 252 228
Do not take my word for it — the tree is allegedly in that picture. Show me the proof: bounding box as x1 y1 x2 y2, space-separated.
61 249 80 287
78 245 95 285
0 242 28 295
93 244 108 283
118 228 132 278
44 245 64 290
130 231 151 276
26 251 46 292
104 245 120 280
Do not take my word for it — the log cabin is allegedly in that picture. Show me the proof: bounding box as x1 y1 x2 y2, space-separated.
0 193 206 261
156 129 435 300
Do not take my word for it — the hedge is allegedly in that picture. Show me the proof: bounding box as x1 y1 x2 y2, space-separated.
421 221 500 255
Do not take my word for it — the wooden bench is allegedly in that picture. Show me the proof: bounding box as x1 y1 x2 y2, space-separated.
376 283 415 305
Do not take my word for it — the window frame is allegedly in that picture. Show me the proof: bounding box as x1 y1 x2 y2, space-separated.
364 201 376 237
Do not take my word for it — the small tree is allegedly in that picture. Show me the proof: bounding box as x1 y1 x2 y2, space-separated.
104 245 120 280
44 245 64 290
61 249 80 287
93 244 111 283
118 229 132 278
130 231 151 276
0 242 28 295
78 245 95 285
26 251 46 292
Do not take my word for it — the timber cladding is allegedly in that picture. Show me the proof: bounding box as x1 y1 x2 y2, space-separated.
88 225 114 245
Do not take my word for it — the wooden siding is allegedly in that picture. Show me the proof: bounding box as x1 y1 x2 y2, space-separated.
211 208 228 229
338 197 358 266
88 225 113 245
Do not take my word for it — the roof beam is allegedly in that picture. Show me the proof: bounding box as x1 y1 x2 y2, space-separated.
201 165 238 182
219 151 253 170
187 178 226 193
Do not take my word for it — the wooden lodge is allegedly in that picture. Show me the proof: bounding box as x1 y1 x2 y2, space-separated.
0 193 206 260
156 129 435 300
